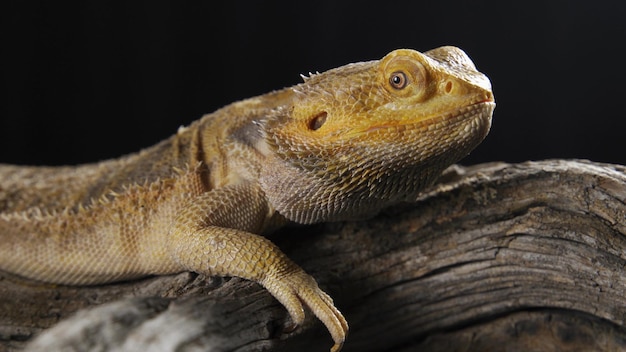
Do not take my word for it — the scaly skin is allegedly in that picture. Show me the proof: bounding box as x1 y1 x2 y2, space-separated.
0 46 494 351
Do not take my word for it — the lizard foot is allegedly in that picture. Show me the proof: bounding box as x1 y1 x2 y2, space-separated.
261 269 348 352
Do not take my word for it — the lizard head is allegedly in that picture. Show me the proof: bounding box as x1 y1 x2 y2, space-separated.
260 46 495 224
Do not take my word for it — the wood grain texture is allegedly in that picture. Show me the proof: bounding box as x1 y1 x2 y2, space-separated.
2 159 625 351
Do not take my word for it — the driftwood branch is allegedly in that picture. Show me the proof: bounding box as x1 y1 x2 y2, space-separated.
2 160 626 351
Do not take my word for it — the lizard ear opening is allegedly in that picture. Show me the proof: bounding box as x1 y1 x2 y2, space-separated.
308 111 328 131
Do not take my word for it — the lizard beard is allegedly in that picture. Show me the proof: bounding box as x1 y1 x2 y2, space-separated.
259 103 493 224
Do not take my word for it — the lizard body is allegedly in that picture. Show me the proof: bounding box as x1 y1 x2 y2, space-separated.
0 47 494 351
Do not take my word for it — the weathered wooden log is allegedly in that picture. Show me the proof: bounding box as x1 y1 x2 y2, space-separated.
1 160 626 351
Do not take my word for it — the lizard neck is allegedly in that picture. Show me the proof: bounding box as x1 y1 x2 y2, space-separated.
196 88 296 190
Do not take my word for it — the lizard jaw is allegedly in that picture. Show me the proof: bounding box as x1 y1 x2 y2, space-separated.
356 99 495 137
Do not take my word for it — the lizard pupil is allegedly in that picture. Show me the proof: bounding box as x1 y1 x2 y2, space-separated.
389 71 408 89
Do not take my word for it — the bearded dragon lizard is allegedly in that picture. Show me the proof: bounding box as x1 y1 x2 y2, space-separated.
0 46 494 351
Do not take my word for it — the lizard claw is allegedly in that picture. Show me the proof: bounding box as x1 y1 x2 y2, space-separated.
261 269 348 352
282 321 298 333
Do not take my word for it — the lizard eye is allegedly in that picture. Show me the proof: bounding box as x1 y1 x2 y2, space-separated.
389 71 408 89
381 53 428 99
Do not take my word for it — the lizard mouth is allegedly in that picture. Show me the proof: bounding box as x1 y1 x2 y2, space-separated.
415 101 494 134
474 96 495 105
360 99 495 135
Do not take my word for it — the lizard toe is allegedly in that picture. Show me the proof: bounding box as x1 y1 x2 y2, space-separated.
262 269 348 352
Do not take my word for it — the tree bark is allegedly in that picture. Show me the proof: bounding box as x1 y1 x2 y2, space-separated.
1 160 626 351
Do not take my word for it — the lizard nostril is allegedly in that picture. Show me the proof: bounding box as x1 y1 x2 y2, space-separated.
308 111 328 131
444 80 454 94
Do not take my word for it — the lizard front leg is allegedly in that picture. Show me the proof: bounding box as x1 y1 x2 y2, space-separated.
166 183 348 352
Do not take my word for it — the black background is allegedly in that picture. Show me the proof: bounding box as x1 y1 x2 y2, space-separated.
2 1 625 166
